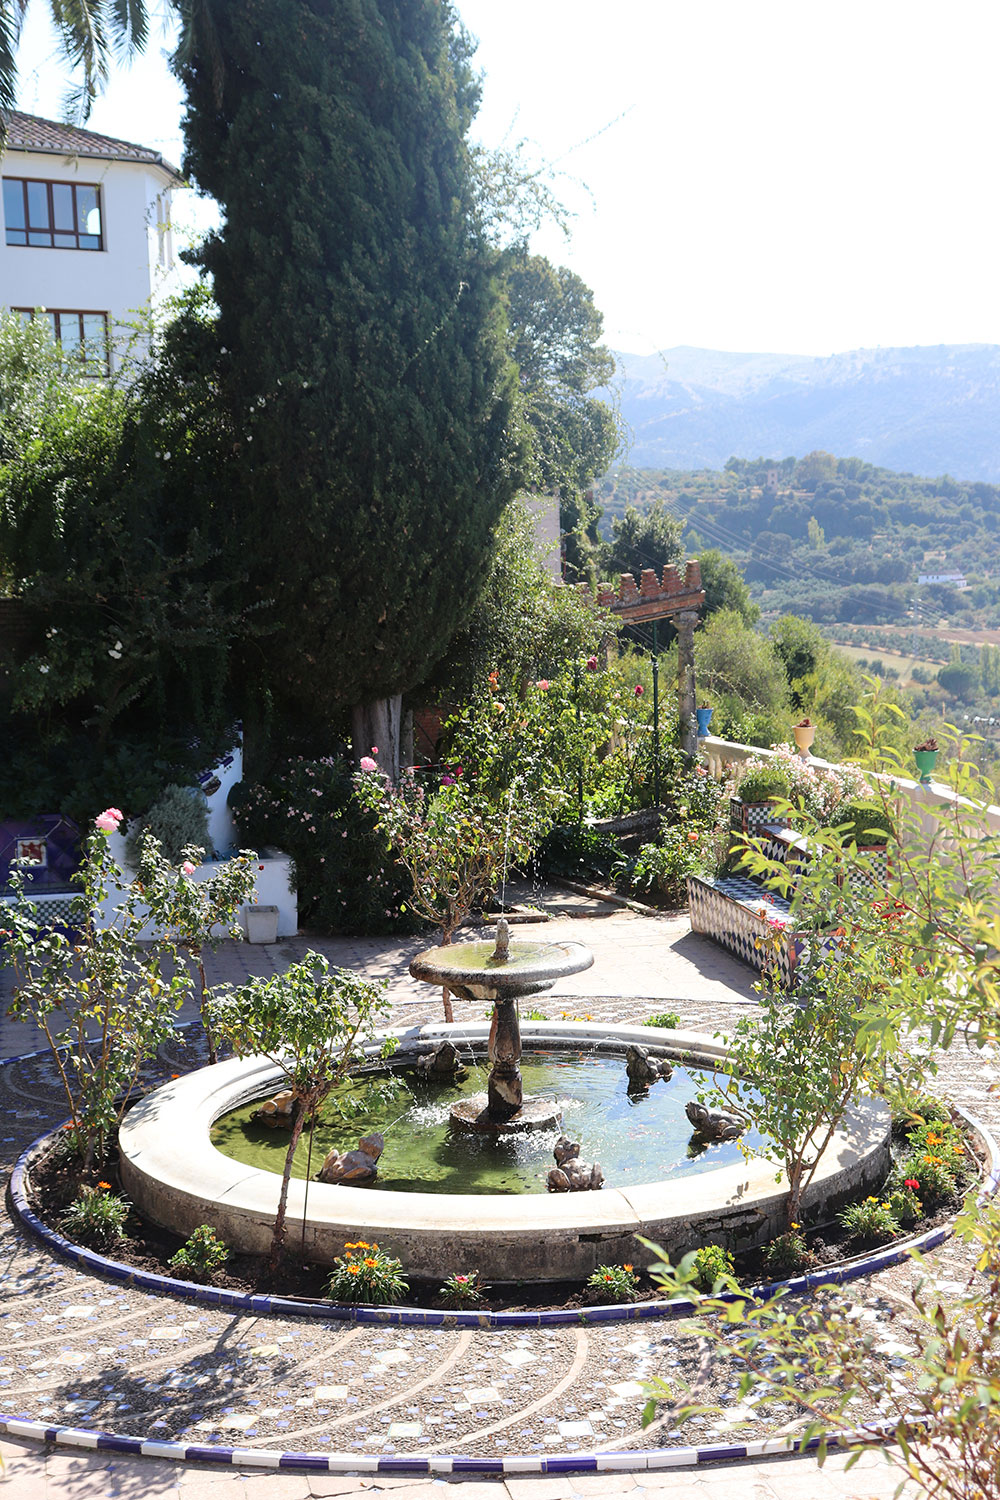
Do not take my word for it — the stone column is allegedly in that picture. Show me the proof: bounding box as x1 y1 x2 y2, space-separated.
676 609 699 758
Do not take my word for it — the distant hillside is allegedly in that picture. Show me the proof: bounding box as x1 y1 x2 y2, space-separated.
610 344 1000 480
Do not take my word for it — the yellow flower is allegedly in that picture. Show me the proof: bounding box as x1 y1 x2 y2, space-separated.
348 1264 360 1276
364 1257 377 1268
623 1264 634 1273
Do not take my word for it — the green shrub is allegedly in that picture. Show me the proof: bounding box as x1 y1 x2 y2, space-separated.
692 1243 737 1291
760 1226 812 1279
62 1182 130 1247
169 1224 230 1281
839 1196 900 1243
535 822 621 881
734 764 792 805
586 1262 640 1302
836 799 894 845
326 1240 408 1304
125 783 210 865
885 1177 923 1225
438 1269 485 1306
232 757 418 936
645 1011 681 1029
616 831 706 903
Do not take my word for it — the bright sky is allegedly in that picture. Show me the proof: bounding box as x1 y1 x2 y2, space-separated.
12 0 1000 357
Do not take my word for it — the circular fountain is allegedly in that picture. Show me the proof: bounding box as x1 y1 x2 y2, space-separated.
118 926 891 1282
408 918 593 1133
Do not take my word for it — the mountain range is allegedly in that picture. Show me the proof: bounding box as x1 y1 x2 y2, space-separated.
608 344 1000 481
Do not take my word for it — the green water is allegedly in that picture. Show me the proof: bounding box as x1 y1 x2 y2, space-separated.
211 1050 769 1195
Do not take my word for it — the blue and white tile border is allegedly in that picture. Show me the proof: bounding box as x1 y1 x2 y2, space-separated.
5 1048 1000 1475
0 1417 929 1475
12 1105 998 1329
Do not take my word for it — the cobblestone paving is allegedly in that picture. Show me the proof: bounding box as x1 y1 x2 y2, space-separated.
2 885 988 1496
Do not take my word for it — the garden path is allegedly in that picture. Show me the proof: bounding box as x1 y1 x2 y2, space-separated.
2 883 986 1498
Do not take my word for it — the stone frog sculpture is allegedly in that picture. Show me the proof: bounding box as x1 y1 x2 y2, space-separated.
252 1089 300 1128
685 1099 744 1142
625 1044 673 1091
414 1039 469 1083
317 1132 385 1186
546 1135 604 1192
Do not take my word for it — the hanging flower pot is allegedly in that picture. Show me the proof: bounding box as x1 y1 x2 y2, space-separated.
913 738 939 784
792 718 816 758
695 705 714 737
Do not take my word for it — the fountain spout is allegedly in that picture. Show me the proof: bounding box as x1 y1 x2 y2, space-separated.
491 916 510 964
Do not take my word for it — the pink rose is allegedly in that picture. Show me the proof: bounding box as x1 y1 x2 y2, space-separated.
95 808 122 834
586 656 598 672
181 860 196 876
371 745 379 755
634 684 644 698
537 679 550 691
359 756 378 772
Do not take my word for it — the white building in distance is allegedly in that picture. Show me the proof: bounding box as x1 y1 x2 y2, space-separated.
1 110 182 374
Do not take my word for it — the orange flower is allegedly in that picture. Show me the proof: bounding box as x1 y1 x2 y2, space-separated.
97 1181 112 1190
687 832 699 843
348 1264 361 1275
364 1257 377 1268
624 1264 634 1272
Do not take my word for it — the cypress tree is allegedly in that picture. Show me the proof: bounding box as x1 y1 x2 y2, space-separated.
176 0 524 771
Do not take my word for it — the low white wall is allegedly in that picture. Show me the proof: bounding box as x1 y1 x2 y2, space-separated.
700 734 1000 843
92 838 297 939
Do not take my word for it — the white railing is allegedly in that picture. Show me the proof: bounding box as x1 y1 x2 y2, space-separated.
699 735 1000 841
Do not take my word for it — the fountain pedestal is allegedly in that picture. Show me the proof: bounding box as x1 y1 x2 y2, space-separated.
408 918 593 1136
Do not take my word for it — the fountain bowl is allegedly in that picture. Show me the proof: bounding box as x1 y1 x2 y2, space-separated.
118 1021 891 1284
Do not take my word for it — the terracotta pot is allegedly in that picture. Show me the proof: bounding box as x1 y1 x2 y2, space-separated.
792 723 816 758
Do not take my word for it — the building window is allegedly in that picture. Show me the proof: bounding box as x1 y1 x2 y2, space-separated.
13 308 110 376
2 178 103 250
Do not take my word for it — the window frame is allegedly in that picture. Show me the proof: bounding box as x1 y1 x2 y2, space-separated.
2 176 104 251
12 307 111 377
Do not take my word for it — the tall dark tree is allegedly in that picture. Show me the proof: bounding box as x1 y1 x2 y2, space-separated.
503 250 618 580
176 0 525 775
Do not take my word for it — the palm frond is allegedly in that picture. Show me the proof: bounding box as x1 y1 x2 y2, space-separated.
48 0 113 121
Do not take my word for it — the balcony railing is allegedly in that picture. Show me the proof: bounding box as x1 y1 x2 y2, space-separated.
699 735 1000 840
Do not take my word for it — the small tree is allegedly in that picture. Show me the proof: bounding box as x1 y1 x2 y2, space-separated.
641 704 1000 1499
4 809 191 1168
131 829 258 1064
354 765 548 1021
206 955 390 1274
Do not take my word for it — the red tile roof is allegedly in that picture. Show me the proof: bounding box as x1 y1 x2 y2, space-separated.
1 110 181 180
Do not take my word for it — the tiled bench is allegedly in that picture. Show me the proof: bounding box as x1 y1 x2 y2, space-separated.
687 873 798 984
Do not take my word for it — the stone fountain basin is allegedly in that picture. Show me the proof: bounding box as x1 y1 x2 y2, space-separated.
408 938 593 1001
118 1022 891 1284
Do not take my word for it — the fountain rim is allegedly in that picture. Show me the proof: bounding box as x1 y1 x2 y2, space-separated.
117 1021 891 1283
407 937 594 993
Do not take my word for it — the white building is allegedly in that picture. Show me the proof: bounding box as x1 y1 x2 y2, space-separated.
0 110 182 374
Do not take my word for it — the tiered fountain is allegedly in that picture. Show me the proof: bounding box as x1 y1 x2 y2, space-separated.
408 917 593 1133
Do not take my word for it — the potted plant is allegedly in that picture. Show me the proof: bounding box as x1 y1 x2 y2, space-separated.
792 717 816 758
913 738 939 784
696 705 714 737
731 762 793 835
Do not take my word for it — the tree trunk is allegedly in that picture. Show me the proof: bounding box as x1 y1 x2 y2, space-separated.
440 927 454 1023
269 1096 308 1276
352 696 402 782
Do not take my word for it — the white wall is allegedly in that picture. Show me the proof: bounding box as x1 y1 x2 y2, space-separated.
0 149 180 371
